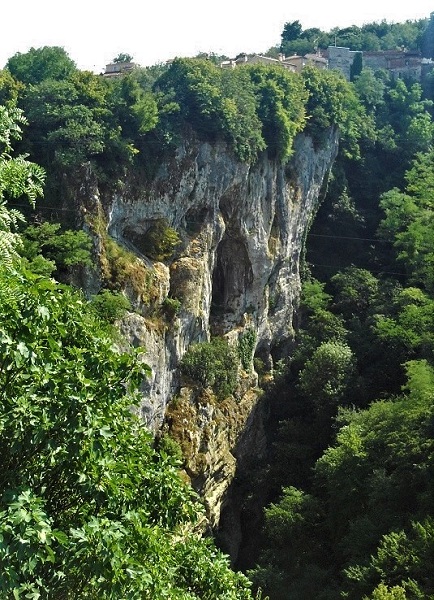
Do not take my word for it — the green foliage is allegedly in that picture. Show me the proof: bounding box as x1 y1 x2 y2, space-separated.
374 287 434 359
154 57 309 162
353 68 386 111
331 266 380 319
155 57 265 161
162 296 182 320
379 150 434 292
250 487 329 600
238 329 257 371
141 218 181 261
367 582 408 600
100 235 160 304
346 519 434 599
301 66 368 157
20 221 93 276
17 67 158 175
0 489 64 597
0 266 257 598
300 277 332 313
279 18 428 55
90 289 131 323
280 21 327 56
0 69 23 107
106 73 159 138
245 64 307 159
21 75 109 169
6 46 77 85
296 277 348 359
0 105 45 267
298 340 354 402
219 66 267 162
281 21 303 44
181 337 238 400
350 52 363 81
112 52 133 63
253 359 434 599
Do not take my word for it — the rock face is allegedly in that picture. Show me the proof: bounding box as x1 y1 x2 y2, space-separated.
78 129 339 532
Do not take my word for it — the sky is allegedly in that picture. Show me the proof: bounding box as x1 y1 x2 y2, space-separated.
1 0 434 73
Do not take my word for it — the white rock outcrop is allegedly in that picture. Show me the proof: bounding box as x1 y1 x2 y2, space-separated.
101 131 339 424
76 129 339 530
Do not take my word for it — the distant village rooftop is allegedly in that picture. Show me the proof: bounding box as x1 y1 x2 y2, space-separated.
220 52 327 73
103 61 137 77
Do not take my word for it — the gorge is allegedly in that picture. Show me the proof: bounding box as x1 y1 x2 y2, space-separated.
71 127 339 546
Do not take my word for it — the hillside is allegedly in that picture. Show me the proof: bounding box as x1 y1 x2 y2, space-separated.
1 15 434 598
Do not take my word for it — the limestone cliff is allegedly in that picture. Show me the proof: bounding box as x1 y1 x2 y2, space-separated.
75 129 339 530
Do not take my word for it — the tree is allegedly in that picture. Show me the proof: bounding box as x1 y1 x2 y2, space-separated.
0 100 258 600
21 76 108 169
0 105 45 266
378 150 434 292
6 46 76 85
246 64 307 159
301 66 368 158
0 267 258 598
253 359 434 599
250 487 329 600
280 21 308 56
350 52 363 81
298 340 354 405
330 267 379 319
154 58 267 161
106 73 159 139
181 337 239 400
0 69 23 106
281 21 303 44
90 289 131 323
353 68 385 111
20 221 93 277
113 52 134 63
19 68 159 174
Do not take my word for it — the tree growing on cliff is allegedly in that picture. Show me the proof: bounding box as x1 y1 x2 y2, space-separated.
181 337 239 400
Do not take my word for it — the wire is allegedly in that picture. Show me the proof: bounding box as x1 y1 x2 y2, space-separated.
9 207 396 244
10 203 406 276
9 203 78 213
307 233 390 243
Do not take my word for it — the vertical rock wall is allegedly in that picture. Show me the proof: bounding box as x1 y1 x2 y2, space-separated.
78 129 339 530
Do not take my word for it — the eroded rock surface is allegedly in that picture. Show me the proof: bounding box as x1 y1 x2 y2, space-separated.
76 130 339 531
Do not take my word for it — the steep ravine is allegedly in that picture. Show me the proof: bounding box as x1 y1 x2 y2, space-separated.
74 129 339 555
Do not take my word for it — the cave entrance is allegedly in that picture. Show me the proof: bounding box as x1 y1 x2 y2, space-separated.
211 231 253 328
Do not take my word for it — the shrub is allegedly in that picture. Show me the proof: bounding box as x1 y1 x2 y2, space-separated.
90 289 131 323
238 329 257 371
142 219 181 261
180 337 238 400
162 296 181 320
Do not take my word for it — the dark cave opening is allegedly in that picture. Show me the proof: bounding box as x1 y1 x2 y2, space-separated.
210 231 253 326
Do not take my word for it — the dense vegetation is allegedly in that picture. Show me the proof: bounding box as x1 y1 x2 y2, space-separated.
244 18 434 600
0 107 259 598
1 45 361 184
276 17 431 58
2 12 434 598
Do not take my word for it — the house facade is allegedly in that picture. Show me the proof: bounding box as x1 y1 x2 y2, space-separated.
103 61 137 77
